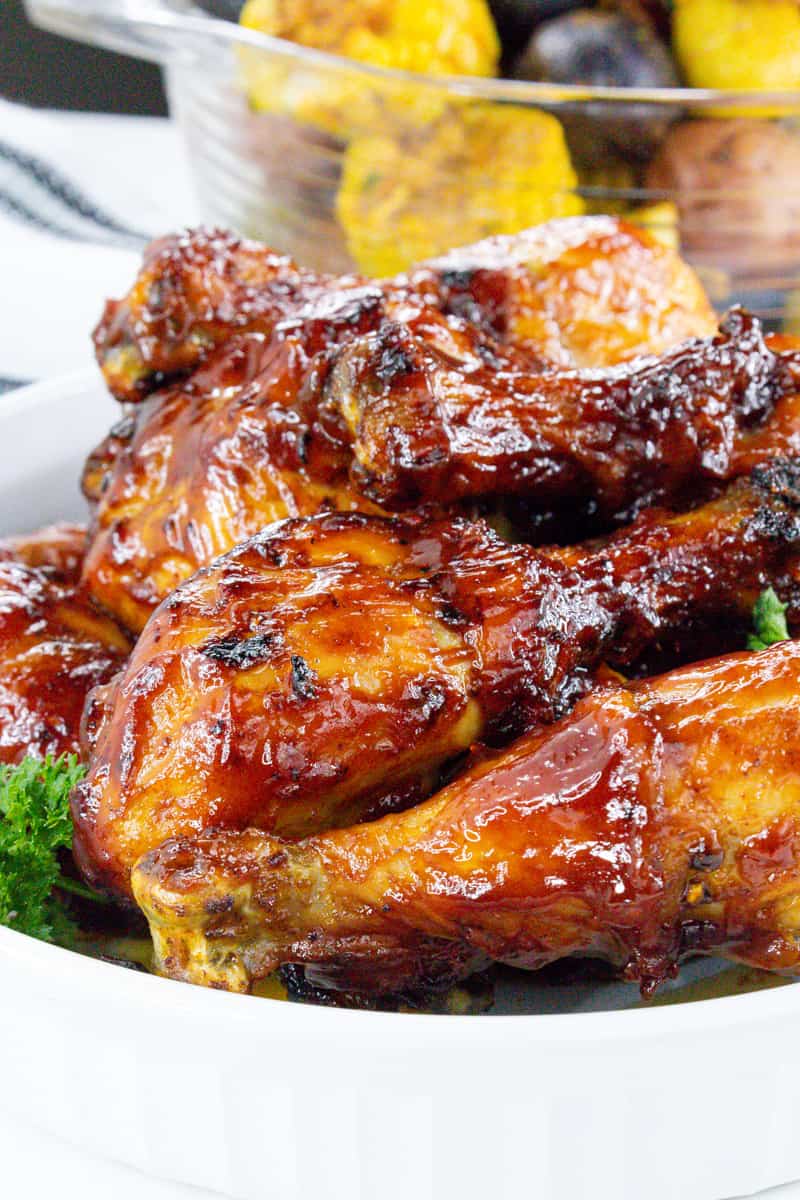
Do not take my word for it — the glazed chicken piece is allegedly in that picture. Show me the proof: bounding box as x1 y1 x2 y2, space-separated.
72 459 800 900
0 524 87 582
0 558 129 765
88 280 570 631
93 217 714 404
82 284 395 631
135 638 800 997
332 307 800 514
82 301 800 631
403 214 716 367
92 228 339 403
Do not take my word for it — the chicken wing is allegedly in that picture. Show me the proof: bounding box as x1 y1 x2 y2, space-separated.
134 638 800 997
93 217 714 404
72 459 800 900
0 559 129 765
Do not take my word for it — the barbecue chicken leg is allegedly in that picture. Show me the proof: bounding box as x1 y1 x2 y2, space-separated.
81 299 800 632
135 638 800 997
330 306 800 513
72 459 800 900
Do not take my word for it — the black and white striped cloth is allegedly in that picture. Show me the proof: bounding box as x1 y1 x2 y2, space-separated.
0 132 150 394
0 99 196 390
0 136 149 252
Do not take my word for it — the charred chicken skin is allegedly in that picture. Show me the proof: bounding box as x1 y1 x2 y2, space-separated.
72 460 800 901
0 544 129 765
93 217 715 404
135 638 800 997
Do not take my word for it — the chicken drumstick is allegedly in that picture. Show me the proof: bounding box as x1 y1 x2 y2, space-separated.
135 638 800 997
82 299 800 632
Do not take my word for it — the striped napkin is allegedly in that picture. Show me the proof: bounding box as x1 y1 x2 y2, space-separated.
0 97 198 391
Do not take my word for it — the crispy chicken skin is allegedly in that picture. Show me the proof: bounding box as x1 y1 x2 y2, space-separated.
135 639 800 997
0 559 129 765
93 218 714 404
82 299 800 632
72 461 800 900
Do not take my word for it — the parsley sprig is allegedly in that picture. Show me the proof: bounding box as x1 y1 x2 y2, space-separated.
0 754 96 944
748 587 790 652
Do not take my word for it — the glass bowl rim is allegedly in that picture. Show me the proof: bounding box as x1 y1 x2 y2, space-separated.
235 18 800 108
27 0 800 110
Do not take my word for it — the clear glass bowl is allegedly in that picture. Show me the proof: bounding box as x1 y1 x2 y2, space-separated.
26 0 800 327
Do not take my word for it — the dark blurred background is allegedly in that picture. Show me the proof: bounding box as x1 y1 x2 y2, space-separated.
1 0 167 113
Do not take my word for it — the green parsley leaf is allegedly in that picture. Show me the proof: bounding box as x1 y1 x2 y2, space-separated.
748 587 790 652
0 754 87 944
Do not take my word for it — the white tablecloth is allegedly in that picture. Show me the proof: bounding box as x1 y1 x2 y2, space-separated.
0 97 199 386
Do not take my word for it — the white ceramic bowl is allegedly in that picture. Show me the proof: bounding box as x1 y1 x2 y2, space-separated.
3 372 800 1200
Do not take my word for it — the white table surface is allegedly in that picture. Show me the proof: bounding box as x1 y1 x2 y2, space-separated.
1 1108 221 1199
